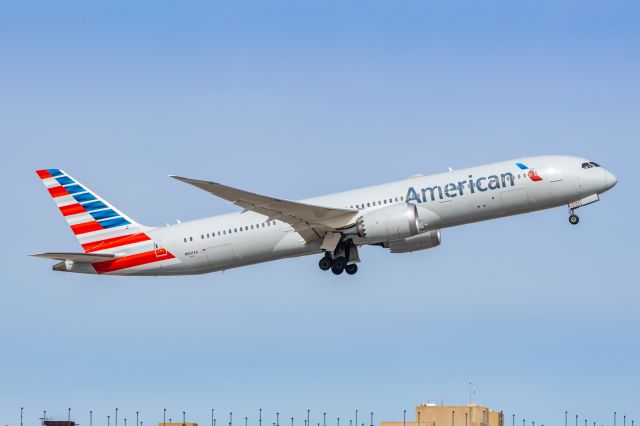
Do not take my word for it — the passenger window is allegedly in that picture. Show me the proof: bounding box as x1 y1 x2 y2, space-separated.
367 202 370 207
582 162 592 169
189 237 193 241
183 238 187 243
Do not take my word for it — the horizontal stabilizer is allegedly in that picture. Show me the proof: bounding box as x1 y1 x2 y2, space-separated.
31 252 116 263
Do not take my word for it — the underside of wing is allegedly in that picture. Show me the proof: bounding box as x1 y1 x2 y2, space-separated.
31 252 116 263
170 176 358 241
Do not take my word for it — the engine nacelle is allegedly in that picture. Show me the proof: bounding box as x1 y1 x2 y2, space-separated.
383 229 442 253
353 203 420 243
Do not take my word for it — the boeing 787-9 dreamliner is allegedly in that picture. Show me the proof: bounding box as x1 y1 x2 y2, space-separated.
33 156 617 276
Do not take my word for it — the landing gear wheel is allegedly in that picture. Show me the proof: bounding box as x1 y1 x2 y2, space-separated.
318 256 332 271
345 264 358 275
331 256 346 275
569 214 580 225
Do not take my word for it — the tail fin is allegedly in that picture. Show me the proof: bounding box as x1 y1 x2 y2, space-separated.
36 169 149 252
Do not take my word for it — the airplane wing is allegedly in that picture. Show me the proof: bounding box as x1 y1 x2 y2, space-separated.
31 252 116 263
170 176 358 241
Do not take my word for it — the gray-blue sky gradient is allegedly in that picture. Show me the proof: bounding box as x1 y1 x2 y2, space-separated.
1 1 638 425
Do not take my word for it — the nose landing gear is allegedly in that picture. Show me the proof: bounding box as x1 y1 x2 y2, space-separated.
569 212 580 225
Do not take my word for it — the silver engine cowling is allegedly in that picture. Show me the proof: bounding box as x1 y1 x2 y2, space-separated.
383 229 442 253
351 203 420 243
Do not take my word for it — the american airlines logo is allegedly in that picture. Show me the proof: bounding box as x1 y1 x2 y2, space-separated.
405 163 541 204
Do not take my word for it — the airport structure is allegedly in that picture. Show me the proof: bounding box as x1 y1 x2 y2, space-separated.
158 423 197 426
382 404 503 426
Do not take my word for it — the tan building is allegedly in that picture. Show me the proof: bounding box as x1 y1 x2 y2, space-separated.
158 423 198 426
382 404 503 426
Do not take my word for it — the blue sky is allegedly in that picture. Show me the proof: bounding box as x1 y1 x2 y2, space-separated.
1 1 638 425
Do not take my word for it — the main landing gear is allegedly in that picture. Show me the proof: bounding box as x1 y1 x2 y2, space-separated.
318 241 360 276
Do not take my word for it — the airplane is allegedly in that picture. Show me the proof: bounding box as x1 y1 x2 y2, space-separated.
32 155 617 276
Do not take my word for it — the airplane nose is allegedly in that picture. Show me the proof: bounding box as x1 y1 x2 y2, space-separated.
604 170 618 191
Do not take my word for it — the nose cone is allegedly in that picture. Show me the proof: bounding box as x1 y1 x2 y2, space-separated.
604 170 618 191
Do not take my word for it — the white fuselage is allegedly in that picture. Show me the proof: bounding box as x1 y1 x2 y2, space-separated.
71 155 616 275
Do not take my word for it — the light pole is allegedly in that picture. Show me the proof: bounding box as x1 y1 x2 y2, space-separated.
576 415 578 426
108 415 111 426
137 412 139 426
276 413 279 426
355 411 358 426
183 412 186 425
452 411 454 426
116 409 118 426
337 418 340 426
615 413 617 426
324 414 326 426
565 412 568 426
90 411 93 426
20 407 23 426
230 412 233 426
212 410 214 426
370 413 373 426
259 410 262 426
69 409 72 422
309 411 311 426
164 409 166 426
404 410 406 426
245 417 247 426
291 418 294 426
513 414 515 426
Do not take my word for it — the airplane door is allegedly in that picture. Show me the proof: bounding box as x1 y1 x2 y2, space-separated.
547 163 564 182
154 239 168 257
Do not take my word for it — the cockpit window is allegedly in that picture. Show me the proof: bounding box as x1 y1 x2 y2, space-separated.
582 162 593 169
590 162 601 167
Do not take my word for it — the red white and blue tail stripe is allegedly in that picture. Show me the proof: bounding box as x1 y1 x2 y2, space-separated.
36 169 144 248
35 169 178 274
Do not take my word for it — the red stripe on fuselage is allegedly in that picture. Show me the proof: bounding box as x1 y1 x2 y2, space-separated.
71 221 103 235
83 233 151 253
92 250 175 274
60 203 87 216
36 169 53 179
48 186 69 198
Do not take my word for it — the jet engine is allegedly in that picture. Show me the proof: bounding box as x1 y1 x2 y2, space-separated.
383 229 441 253
349 203 420 243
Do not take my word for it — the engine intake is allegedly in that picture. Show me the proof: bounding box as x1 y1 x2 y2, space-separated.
354 203 420 243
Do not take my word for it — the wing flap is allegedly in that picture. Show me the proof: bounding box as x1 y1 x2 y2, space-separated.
31 252 116 263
